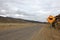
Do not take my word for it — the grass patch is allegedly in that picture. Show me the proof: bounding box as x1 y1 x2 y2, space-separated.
0 23 42 31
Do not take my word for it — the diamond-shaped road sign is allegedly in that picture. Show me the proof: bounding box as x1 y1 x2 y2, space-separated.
47 15 56 24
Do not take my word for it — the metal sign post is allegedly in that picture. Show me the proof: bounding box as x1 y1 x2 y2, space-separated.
47 15 56 40
50 23 54 40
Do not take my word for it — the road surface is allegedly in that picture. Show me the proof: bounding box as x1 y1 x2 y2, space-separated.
0 26 43 40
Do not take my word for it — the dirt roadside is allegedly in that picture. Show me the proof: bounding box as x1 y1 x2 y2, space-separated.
32 24 60 40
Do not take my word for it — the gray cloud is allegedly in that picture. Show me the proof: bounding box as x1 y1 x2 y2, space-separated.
0 0 60 22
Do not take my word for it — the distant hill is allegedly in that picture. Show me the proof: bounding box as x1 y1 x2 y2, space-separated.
0 16 39 23
0 16 47 23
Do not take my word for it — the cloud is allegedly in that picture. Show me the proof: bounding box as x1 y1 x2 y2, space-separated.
0 0 60 22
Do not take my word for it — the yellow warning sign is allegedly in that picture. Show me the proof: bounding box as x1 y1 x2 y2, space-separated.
47 15 55 24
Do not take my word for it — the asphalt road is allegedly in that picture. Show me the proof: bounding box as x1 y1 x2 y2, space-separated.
0 26 43 40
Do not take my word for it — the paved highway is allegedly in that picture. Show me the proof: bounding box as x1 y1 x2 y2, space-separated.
0 26 43 40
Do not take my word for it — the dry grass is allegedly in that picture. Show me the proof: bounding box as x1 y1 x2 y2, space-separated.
32 24 60 40
0 23 41 31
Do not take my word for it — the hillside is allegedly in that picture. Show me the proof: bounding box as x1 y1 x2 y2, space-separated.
0 16 42 23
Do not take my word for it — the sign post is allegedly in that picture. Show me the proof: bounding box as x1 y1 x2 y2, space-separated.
47 15 56 28
47 15 56 40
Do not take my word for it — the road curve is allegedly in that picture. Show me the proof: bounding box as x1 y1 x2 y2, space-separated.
0 26 43 40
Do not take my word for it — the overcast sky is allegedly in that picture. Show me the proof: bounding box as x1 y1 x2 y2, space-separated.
0 0 60 22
